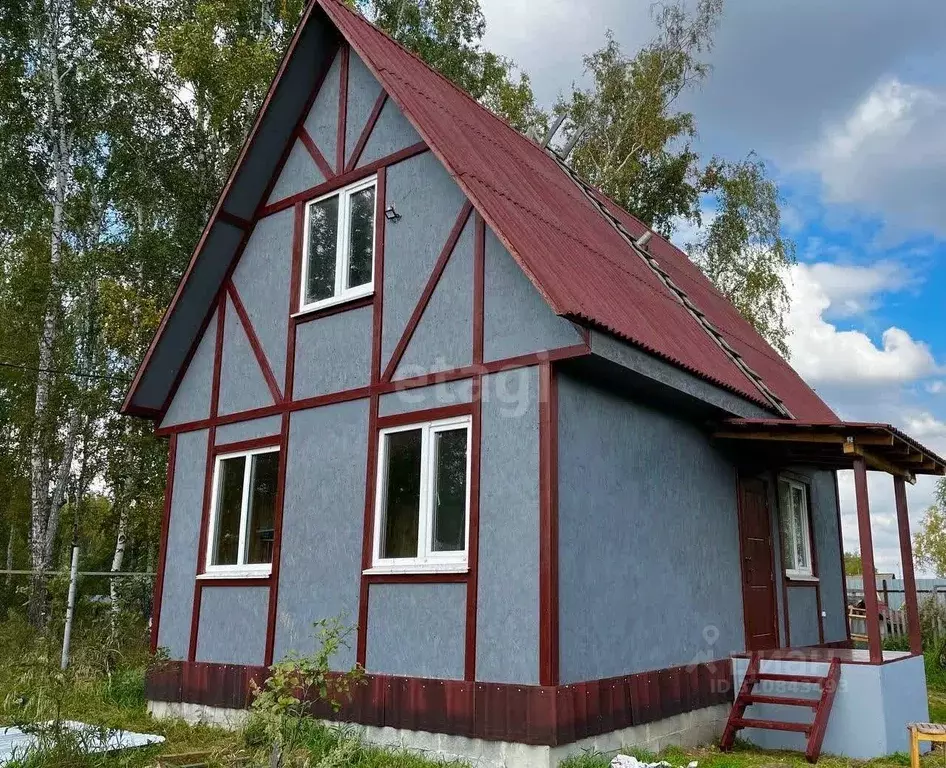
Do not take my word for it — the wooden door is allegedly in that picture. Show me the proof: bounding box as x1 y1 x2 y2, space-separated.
738 476 779 651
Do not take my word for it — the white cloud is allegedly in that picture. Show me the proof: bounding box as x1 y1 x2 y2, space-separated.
807 77 946 235
787 262 938 386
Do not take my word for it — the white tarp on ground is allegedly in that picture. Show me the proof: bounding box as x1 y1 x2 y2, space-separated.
0 721 164 765
610 756 698 768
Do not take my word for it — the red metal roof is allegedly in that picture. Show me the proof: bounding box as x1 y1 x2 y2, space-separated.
319 0 837 420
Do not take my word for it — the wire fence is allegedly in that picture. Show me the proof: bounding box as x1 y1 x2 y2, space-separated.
0 554 156 667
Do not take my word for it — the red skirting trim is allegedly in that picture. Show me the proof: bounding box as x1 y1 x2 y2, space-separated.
146 660 734 746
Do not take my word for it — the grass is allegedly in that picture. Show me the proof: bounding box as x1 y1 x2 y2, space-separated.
0 613 460 768
560 742 919 768
3 611 946 768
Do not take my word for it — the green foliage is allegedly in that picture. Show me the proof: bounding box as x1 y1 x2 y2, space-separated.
844 550 864 576
354 0 546 133
556 0 795 356
915 479 946 577
692 155 795 357
558 1 722 236
249 617 365 759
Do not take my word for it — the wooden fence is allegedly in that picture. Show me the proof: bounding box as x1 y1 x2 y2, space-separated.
847 582 946 645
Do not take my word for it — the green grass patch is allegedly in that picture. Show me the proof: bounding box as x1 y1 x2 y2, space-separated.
4 613 946 768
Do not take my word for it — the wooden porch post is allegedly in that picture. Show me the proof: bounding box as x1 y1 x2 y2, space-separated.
894 476 924 656
853 456 884 663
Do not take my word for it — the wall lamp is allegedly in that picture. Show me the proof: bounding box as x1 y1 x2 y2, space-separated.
384 205 402 222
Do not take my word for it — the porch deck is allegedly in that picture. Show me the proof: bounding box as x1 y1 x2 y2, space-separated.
733 647 913 665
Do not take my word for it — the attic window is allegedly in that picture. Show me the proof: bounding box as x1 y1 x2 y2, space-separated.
300 177 376 312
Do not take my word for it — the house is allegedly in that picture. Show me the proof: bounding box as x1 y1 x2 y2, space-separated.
123 1 945 764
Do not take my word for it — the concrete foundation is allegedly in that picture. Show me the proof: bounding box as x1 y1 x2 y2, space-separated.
148 700 730 768
732 654 929 759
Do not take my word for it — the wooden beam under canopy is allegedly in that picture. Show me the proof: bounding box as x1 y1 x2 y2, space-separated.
712 431 894 446
842 442 916 483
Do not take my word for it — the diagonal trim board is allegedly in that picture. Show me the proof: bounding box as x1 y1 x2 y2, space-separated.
382 201 474 381
347 91 388 173
218 293 278 415
226 281 284 403
299 127 336 181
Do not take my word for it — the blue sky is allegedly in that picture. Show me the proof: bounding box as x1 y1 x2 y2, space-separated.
479 0 946 575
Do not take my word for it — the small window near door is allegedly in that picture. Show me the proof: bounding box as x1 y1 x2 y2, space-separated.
778 478 813 578
206 447 280 575
371 416 471 572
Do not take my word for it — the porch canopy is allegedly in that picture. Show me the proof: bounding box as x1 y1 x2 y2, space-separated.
714 418 946 663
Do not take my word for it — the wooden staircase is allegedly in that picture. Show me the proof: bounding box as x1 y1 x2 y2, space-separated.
721 654 841 763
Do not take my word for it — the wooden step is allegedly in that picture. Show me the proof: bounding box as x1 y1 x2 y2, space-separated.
732 717 812 734
744 694 820 708
756 672 826 685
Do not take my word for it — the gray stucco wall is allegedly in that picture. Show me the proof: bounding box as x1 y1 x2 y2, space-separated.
268 139 325 204
195 587 269 665
161 308 216 428
381 151 468 373
483 229 581 362
379 378 473 416
476 367 541 684
357 96 421 168
557 372 744 683
292 306 372 400
786 586 820 648
214 415 282 445
345 52 384 164
304 48 340 169
231 208 293 387
394 217 474 379
365 583 466 679
157 430 207 659
810 470 847 642
218 296 276 415
273 399 368 664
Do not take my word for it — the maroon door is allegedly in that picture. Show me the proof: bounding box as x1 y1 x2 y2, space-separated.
737 476 779 651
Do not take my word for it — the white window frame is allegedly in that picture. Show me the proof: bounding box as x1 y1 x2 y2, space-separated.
369 416 472 574
203 446 280 578
298 176 377 314
780 477 814 579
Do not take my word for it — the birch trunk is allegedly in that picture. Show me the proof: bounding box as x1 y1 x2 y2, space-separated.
28 0 73 628
109 500 129 637
4 525 12 587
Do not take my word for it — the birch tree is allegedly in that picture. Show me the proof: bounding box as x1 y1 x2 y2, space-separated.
556 0 796 356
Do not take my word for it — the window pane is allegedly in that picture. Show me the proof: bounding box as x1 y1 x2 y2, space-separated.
431 428 468 553
212 456 246 566
792 487 809 570
778 481 794 570
305 196 339 304
347 185 375 289
245 452 279 565
381 429 422 559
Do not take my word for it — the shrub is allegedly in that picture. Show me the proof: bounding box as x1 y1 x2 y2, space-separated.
248 617 365 764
